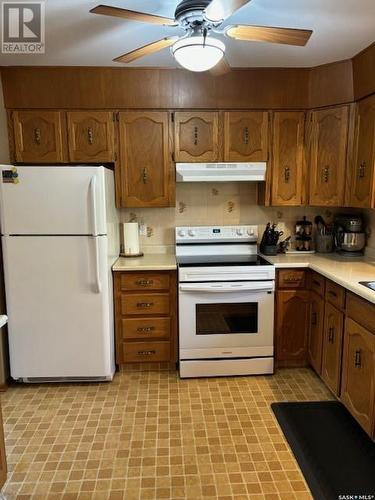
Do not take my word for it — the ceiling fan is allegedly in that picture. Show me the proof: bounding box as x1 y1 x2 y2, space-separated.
90 0 313 74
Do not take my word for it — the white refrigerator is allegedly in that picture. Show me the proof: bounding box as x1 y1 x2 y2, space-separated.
0 165 119 382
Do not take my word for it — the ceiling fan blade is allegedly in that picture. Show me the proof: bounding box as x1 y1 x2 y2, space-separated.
113 37 179 63
204 0 251 23
210 58 231 76
90 5 176 26
226 25 313 46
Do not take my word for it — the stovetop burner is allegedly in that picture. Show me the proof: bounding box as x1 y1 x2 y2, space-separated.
177 254 272 267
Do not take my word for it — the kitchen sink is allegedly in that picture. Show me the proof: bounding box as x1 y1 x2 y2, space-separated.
359 281 375 291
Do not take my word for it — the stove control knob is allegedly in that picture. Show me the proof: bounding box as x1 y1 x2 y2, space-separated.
247 229 255 236
178 230 187 238
236 229 244 236
188 230 196 237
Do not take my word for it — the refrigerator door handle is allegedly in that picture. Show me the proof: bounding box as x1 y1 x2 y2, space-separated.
93 237 102 294
90 175 98 236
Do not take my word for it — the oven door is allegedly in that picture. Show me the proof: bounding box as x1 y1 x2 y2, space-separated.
179 281 274 359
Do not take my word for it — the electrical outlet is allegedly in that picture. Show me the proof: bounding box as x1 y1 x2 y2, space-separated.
139 223 147 236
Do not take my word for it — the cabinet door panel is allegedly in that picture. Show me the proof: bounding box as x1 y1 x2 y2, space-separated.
341 318 375 436
118 112 172 207
13 110 65 163
308 291 325 374
321 302 344 395
276 290 310 367
349 95 375 208
174 112 220 162
224 111 268 162
271 112 305 205
309 106 349 206
67 111 115 162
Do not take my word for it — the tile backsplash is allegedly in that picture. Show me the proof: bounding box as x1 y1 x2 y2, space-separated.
119 183 343 254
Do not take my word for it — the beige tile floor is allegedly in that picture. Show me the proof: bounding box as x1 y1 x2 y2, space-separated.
1 367 332 500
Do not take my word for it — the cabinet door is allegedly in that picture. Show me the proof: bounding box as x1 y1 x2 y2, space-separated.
309 106 349 206
118 112 172 207
67 111 115 162
276 290 310 367
271 112 305 205
341 318 375 436
0 402 7 490
174 112 220 162
224 111 268 162
12 110 65 163
349 95 375 208
321 302 344 395
308 291 325 374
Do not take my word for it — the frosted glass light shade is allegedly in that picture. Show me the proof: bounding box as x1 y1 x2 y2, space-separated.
172 36 225 72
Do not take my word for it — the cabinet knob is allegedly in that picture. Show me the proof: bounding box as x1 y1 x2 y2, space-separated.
33 127 41 145
87 127 94 145
284 166 290 183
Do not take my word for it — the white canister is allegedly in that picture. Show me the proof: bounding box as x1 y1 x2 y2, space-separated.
123 222 141 256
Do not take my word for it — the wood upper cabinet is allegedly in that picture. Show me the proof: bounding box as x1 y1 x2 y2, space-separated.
308 291 325 374
67 111 115 162
341 318 375 437
118 111 173 208
308 105 349 206
224 111 269 162
12 110 65 163
276 290 310 367
174 111 220 162
321 302 344 396
271 111 305 205
348 94 375 208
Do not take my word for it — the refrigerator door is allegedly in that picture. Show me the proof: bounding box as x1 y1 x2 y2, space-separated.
0 166 108 235
2 235 115 380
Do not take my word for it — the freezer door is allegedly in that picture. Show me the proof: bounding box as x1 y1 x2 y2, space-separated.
0 166 109 235
2 235 115 379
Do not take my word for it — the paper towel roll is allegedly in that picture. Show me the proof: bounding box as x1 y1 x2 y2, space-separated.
123 222 140 256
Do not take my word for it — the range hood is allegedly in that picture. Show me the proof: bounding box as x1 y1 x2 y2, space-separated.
176 162 267 182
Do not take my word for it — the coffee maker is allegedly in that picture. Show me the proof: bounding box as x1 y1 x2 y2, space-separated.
333 215 366 256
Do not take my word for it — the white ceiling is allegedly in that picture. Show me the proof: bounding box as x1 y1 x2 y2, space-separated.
0 0 374 68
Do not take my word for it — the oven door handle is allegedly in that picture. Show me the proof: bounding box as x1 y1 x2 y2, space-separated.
179 283 274 293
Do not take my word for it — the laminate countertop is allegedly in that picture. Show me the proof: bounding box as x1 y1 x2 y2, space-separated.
112 254 177 272
263 253 375 305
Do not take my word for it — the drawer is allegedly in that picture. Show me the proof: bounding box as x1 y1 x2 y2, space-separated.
325 280 345 310
120 293 170 316
310 272 325 297
119 317 170 340
118 341 170 363
277 269 307 289
119 272 170 291
346 293 375 335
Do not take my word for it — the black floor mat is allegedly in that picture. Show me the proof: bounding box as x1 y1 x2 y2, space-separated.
271 401 375 500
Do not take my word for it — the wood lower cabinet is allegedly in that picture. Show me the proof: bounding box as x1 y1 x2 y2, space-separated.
341 318 375 436
174 111 220 162
348 94 375 208
321 302 344 395
12 110 66 163
276 287 310 367
308 291 325 374
67 111 115 162
308 105 349 206
271 111 305 205
118 111 173 207
113 270 177 365
224 111 268 162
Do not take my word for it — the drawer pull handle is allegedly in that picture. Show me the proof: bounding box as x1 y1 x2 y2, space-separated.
137 350 156 356
284 166 290 183
193 126 199 146
34 127 41 145
358 162 366 179
87 127 94 145
142 167 148 184
311 312 317 326
354 349 362 368
312 279 321 287
136 279 154 286
284 277 301 283
322 165 330 183
328 290 337 298
137 302 154 308
243 126 249 145
137 326 155 333
328 326 335 343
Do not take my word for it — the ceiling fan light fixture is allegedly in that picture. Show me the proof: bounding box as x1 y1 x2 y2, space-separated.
172 36 225 72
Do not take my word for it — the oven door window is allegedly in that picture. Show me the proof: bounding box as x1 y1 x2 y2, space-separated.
196 302 258 335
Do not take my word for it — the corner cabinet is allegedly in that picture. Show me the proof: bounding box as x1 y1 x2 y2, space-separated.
271 111 305 206
173 111 220 162
348 94 375 208
308 105 349 206
67 111 115 162
223 111 269 162
11 110 66 163
117 111 174 208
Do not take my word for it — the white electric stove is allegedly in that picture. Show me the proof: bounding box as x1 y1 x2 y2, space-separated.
176 225 275 378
